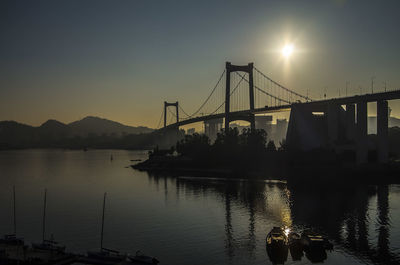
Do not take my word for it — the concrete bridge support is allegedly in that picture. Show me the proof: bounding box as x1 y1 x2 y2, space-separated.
286 104 326 150
377 100 389 163
346 104 356 141
255 116 272 133
204 118 223 142
356 102 368 164
327 104 339 145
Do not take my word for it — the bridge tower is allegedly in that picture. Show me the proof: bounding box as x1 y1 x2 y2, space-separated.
225 62 255 132
164 101 179 128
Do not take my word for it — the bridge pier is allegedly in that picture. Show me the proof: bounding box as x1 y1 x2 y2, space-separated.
255 116 272 133
356 101 368 164
346 104 356 141
204 118 223 142
327 104 339 145
286 104 326 150
377 100 388 163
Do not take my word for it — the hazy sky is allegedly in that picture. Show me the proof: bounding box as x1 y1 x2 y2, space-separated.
1 0 400 128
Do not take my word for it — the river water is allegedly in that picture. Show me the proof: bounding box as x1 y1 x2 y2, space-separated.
0 149 399 265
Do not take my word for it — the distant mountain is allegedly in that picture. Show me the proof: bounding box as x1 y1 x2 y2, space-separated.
68 116 153 136
0 121 36 147
0 116 154 149
38 119 70 139
40 119 68 130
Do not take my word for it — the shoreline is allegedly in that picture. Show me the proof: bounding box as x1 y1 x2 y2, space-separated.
132 155 400 185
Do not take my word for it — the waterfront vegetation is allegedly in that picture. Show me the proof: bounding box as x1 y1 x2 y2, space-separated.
175 128 278 164
136 128 288 177
133 127 400 182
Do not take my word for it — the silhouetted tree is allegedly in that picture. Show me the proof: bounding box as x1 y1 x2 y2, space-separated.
240 128 267 150
266 140 276 152
176 133 210 158
278 138 288 151
214 127 240 147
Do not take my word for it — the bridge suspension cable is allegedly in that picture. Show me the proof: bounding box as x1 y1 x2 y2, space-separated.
208 72 246 115
254 67 311 102
179 70 226 119
167 106 177 117
178 105 191 118
156 108 164 129
236 72 291 105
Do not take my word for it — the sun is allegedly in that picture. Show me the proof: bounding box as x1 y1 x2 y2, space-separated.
281 44 294 58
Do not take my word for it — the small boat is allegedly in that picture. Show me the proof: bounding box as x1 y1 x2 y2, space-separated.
301 229 324 250
128 250 159 264
32 189 65 253
288 232 301 247
288 232 303 261
0 234 24 246
87 193 126 263
301 230 330 262
87 247 126 263
301 229 332 251
0 186 24 246
32 238 66 253
266 227 288 264
88 193 160 264
266 227 288 248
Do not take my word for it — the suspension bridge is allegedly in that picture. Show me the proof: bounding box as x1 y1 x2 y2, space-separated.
156 61 400 164
157 62 311 131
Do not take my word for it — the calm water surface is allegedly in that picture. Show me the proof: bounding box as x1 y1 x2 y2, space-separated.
0 149 399 265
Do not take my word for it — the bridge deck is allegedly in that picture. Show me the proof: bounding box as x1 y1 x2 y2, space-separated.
299 90 400 107
161 90 400 130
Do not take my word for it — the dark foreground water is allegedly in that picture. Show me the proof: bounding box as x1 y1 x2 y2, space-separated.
0 149 399 265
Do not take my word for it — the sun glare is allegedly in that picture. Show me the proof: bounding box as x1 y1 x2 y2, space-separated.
281 44 294 58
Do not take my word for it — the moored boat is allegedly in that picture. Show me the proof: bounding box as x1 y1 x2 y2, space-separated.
87 193 160 265
266 227 288 248
301 229 332 251
86 193 129 264
32 189 66 254
32 237 66 253
0 234 24 247
288 232 303 261
288 232 301 247
87 247 126 263
0 186 25 247
266 227 288 264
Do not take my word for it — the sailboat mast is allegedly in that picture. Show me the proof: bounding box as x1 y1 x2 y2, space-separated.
13 185 16 235
42 189 47 243
100 192 107 250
